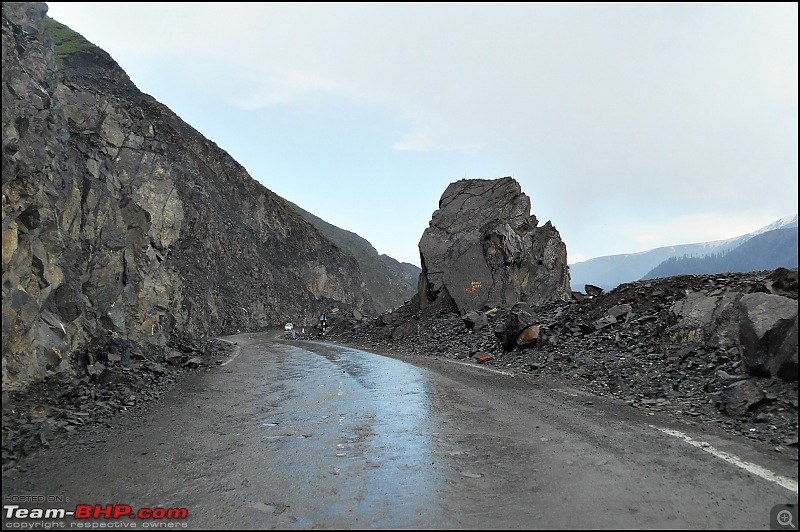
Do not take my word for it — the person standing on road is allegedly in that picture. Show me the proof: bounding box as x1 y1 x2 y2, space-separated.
320 310 328 336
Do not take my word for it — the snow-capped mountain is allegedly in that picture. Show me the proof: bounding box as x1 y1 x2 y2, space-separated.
568 215 798 292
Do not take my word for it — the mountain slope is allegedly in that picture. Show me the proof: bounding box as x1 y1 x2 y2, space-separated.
569 215 798 291
286 201 420 312
2 4 374 390
643 227 798 279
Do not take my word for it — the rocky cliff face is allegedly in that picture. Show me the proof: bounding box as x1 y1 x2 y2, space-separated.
286 200 420 313
417 177 571 314
2 2 374 391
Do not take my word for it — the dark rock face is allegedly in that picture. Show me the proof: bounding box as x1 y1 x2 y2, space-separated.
738 293 798 380
2 3 374 391
417 177 571 314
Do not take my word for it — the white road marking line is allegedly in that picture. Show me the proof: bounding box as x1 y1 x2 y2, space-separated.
444 359 517 376
219 351 240 366
551 387 596 398
215 338 241 366
651 425 798 493
552 388 579 397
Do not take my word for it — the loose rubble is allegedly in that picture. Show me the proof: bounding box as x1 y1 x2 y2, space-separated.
4 269 796 476
1 337 236 474
326 269 798 455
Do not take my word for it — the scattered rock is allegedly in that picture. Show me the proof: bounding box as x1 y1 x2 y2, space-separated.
738 293 798 380
1 337 234 473
723 379 765 417
593 315 617 331
585 285 604 297
494 303 537 351
463 311 489 331
182 357 202 368
517 324 541 348
329 269 799 450
607 304 633 319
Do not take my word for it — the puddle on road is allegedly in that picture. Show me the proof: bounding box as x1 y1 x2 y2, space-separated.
254 342 444 529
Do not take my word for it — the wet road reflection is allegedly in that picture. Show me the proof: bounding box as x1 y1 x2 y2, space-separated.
254 341 443 529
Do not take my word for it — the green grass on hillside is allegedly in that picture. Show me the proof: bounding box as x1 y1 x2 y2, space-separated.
43 15 97 64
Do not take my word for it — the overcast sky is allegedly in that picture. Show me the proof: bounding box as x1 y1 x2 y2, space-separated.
45 2 798 266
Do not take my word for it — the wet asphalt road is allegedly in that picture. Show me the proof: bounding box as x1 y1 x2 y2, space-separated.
2 331 797 529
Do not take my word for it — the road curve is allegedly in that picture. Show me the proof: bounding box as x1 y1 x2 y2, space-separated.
2 332 797 529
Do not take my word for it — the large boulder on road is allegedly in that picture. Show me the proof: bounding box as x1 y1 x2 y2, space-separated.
417 177 571 314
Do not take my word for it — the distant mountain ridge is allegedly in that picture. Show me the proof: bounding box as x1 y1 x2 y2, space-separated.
643 227 798 279
569 215 798 291
285 201 420 312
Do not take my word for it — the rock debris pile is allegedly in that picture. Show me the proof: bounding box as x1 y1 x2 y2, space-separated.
328 268 798 454
1 337 235 474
